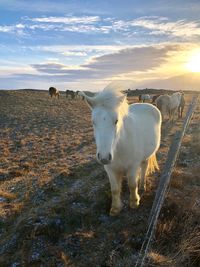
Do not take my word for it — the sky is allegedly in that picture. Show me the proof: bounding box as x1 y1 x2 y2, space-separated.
0 0 200 91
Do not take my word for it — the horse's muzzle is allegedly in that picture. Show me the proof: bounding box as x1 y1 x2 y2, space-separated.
97 153 112 165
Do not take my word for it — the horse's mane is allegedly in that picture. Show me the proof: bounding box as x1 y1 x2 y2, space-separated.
94 88 128 112
171 92 182 97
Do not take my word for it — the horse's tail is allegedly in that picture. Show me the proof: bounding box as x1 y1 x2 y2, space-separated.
147 153 159 175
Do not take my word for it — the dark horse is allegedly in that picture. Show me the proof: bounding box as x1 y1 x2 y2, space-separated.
152 94 161 104
49 87 60 98
66 90 76 99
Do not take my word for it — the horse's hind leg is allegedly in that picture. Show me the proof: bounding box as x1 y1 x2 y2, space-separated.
181 106 184 118
178 106 181 118
140 160 148 193
105 167 122 216
127 166 140 209
160 105 165 121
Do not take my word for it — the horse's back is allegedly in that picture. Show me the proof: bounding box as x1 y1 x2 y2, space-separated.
170 92 182 109
155 94 170 104
155 95 170 109
126 103 161 159
129 103 161 123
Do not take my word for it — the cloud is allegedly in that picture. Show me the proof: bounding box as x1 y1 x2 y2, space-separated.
62 51 87 57
1 15 200 38
34 45 127 53
31 62 68 74
0 23 25 35
27 15 100 24
30 45 132 59
0 15 112 35
25 15 108 33
140 72 200 91
30 44 181 79
1 42 199 91
108 16 200 39
129 17 200 38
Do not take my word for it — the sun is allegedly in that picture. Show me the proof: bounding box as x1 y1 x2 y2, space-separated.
185 50 200 73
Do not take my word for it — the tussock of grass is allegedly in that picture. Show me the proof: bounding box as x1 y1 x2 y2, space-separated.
149 251 172 266
150 173 200 264
177 218 200 266
0 190 17 200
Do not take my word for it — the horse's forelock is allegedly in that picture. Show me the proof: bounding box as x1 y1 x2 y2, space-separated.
95 89 126 110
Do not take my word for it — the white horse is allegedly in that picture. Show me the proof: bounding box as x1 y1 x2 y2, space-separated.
155 94 171 121
79 88 162 216
139 94 151 102
169 92 182 121
178 93 185 118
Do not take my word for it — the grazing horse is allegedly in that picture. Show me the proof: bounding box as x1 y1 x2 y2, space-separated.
168 92 182 121
75 90 84 100
155 95 171 120
66 90 76 99
80 88 161 216
178 93 185 118
139 94 151 102
49 87 60 98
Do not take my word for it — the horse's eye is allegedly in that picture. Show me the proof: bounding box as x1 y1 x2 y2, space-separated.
115 119 118 125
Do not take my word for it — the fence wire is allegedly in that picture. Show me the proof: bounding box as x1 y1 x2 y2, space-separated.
135 95 199 267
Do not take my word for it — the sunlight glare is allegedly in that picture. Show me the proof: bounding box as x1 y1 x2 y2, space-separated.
185 50 200 72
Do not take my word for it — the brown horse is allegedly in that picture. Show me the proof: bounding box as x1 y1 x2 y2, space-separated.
49 87 60 98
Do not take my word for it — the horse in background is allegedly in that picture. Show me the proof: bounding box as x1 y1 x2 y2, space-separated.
155 92 183 121
75 90 84 100
139 94 151 102
80 88 161 216
168 92 182 121
66 90 76 99
49 87 60 98
178 93 185 118
155 95 171 121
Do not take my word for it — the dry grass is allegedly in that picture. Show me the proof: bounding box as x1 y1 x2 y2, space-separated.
0 90 199 266
0 190 17 200
148 98 200 267
177 217 200 266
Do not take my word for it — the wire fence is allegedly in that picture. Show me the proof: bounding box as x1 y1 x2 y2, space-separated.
135 94 199 267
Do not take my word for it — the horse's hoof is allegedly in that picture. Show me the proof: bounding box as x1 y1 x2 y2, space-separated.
109 206 121 216
130 198 140 209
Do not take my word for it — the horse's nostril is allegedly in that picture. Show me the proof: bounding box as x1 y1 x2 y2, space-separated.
97 153 100 160
108 153 112 161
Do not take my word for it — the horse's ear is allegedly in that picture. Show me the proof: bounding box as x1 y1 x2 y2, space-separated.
78 91 95 109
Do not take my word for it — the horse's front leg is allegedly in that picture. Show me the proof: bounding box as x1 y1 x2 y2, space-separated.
127 166 140 209
104 166 122 216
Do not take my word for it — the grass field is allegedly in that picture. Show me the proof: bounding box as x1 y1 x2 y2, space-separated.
0 90 199 266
